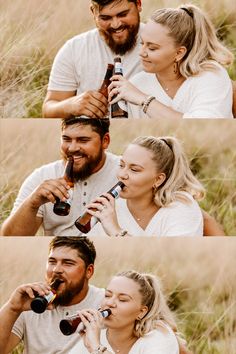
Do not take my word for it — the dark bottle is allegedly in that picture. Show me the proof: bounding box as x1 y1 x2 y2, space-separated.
31 278 62 314
111 57 128 119
53 156 74 216
59 308 111 335
74 181 125 233
99 63 114 99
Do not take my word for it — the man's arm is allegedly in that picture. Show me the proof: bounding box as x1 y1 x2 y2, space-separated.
232 80 236 118
0 178 71 236
0 283 52 354
42 90 108 118
202 210 225 236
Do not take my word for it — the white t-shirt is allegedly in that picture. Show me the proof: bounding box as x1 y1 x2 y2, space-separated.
12 285 104 354
11 152 119 236
48 28 142 94
69 323 179 354
88 192 203 237
129 63 233 118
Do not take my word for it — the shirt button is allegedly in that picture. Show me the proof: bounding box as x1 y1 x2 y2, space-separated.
83 202 86 206
84 182 87 186
66 312 69 316
83 192 86 196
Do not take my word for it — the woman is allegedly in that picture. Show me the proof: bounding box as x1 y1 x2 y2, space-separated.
86 136 204 237
109 4 234 119
68 270 191 354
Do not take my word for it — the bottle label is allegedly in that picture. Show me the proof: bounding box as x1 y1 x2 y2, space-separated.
44 291 56 303
118 100 128 113
67 189 74 206
111 185 122 199
115 62 122 74
90 216 99 228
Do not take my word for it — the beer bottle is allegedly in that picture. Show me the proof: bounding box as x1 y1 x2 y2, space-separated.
31 278 62 314
59 308 111 335
110 57 128 118
74 181 125 233
99 63 114 99
53 156 74 216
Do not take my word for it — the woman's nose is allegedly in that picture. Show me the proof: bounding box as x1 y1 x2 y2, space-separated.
117 168 129 180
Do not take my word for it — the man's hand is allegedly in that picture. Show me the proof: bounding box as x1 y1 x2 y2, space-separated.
7 282 52 314
43 90 108 118
28 178 71 210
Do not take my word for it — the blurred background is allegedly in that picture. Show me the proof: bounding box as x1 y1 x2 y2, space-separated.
0 119 235 235
0 0 235 117
0 237 235 353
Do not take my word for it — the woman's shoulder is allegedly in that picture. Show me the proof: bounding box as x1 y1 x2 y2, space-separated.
132 323 179 353
130 71 157 85
188 62 230 83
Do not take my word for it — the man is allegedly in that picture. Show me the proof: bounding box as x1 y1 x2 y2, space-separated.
1 117 120 236
0 236 104 354
42 0 143 118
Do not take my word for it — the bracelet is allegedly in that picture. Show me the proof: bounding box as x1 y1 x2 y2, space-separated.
141 96 156 114
115 229 128 237
91 345 107 354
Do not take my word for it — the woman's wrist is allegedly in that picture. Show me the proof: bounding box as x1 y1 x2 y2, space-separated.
90 344 107 353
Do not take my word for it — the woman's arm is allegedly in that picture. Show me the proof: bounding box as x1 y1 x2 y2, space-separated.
202 210 225 236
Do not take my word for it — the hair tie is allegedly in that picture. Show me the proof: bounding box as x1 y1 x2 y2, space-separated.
180 7 193 18
160 138 172 151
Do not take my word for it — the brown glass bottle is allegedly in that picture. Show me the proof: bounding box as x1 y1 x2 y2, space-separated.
74 181 125 233
59 308 111 335
53 156 74 216
31 278 62 314
99 63 114 99
110 57 128 118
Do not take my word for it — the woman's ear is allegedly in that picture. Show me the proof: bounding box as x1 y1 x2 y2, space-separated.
175 46 187 62
153 173 166 189
137 305 148 320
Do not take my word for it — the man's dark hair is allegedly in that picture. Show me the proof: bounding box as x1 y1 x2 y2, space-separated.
91 0 138 10
49 236 96 267
61 117 110 140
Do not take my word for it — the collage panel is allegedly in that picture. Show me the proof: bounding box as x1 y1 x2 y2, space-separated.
0 237 236 354
0 119 235 237
1 0 235 119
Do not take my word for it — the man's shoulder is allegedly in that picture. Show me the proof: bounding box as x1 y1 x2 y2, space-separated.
33 160 64 176
67 28 103 47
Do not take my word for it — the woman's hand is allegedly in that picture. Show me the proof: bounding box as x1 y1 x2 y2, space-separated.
77 309 103 352
108 75 148 106
86 194 121 237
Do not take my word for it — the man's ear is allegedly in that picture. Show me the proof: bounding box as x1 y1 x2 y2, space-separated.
102 133 110 150
86 264 94 280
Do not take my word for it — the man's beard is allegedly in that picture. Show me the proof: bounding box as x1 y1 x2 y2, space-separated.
51 274 87 307
99 18 140 55
62 146 103 181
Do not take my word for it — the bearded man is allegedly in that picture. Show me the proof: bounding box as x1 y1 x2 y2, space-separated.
1 117 119 236
42 0 143 118
0 237 104 354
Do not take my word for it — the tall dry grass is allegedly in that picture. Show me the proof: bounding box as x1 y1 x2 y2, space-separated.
0 237 236 353
0 0 235 117
0 119 235 235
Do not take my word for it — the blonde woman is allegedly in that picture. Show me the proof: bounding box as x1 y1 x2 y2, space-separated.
86 136 204 237
109 4 234 118
68 270 191 354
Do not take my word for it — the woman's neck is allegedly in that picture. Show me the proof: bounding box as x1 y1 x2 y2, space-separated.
126 197 159 230
155 69 186 98
106 328 137 354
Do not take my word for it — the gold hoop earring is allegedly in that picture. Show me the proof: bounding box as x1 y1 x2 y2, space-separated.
173 60 178 75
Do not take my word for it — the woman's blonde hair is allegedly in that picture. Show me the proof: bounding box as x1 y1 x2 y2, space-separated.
116 271 191 354
150 4 234 77
131 136 205 207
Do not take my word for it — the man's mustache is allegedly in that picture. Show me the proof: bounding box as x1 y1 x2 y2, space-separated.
108 25 128 33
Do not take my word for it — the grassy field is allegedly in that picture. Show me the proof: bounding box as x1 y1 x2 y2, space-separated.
0 237 235 354
0 119 235 235
0 0 235 118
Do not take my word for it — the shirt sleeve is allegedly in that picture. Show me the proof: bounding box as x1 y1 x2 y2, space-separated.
11 168 45 218
11 313 25 340
47 40 79 92
183 66 233 118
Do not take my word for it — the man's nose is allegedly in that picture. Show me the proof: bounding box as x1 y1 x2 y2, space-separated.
52 263 63 273
110 17 122 30
68 141 80 153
